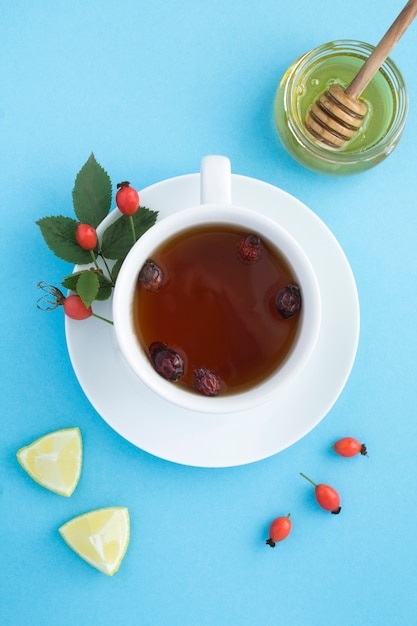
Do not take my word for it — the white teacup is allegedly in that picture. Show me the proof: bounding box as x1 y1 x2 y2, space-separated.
113 156 321 413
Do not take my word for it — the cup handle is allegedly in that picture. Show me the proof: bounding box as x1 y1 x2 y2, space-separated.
200 155 232 205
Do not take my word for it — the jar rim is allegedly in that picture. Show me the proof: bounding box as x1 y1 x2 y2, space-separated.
283 39 409 164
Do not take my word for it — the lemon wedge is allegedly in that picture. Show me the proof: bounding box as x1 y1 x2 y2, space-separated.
59 507 130 576
16 427 82 497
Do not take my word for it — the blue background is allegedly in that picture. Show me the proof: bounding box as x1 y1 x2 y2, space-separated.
1 1 416 625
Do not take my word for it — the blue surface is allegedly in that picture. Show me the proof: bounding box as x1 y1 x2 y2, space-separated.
1 1 417 625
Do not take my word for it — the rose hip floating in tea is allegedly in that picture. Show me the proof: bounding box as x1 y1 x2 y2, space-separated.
193 368 221 396
149 342 184 381
237 234 264 263
276 283 301 319
139 259 164 292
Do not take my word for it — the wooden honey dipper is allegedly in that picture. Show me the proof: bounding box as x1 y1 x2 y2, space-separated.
305 0 417 149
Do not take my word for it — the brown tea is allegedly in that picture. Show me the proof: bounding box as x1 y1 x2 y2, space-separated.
133 224 301 395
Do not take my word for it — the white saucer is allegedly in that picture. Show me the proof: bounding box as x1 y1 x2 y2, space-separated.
65 173 359 468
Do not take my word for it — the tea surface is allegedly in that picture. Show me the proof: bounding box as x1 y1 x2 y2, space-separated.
133 224 300 394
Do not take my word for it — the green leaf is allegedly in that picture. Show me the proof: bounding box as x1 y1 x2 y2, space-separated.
61 273 80 291
36 216 92 264
62 270 113 302
132 206 159 240
101 207 158 260
100 215 132 260
94 282 113 301
76 270 100 308
94 271 113 301
111 258 124 282
72 153 112 228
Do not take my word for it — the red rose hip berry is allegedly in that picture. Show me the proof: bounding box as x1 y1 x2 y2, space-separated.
300 473 341 514
116 181 140 216
266 514 292 547
75 223 97 250
333 437 367 457
37 282 113 325
63 294 93 320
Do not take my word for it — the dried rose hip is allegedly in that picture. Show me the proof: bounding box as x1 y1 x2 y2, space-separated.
193 368 220 396
276 282 301 319
139 259 164 292
149 342 184 381
237 234 263 263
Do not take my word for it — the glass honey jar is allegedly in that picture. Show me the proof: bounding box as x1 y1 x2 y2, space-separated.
274 40 408 175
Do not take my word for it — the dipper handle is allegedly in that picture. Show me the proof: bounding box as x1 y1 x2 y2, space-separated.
346 0 417 98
